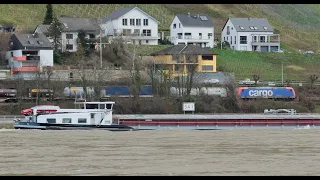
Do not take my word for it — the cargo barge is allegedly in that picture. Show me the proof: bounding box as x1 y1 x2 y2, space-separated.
115 113 320 130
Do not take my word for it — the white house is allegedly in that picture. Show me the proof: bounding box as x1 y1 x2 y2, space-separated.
169 13 214 48
6 33 53 80
221 18 280 52
35 17 101 52
100 7 160 45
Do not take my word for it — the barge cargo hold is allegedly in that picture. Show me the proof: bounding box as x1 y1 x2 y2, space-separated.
115 114 320 130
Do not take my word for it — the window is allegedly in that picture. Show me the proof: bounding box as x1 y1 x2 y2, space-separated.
234 36 236 44
11 52 13 57
89 34 95 39
28 40 34 44
199 16 208 21
231 27 233 30
173 23 176 29
179 23 181 28
253 26 258 30
199 33 202 39
69 72 73 79
260 36 266 42
249 26 254 30
136 19 141 26
143 19 148 26
106 104 112 109
208 33 212 39
37 41 43 44
146 40 149 44
62 118 72 123
263 26 268 30
122 18 127 26
202 55 213 60
184 33 191 39
239 26 244 30
130 19 135 26
227 36 228 41
227 26 230 35
66 44 73 50
66 34 73 39
99 104 105 109
90 114 94 118
142 29 151 36
172 54 180 61
202 65 214 71
47 118 56 123
78 118 87 123
240 36 247 44
230 36 232 44
133 29 140 36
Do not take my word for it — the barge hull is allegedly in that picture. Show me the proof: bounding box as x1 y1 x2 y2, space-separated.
116 114 320 130
14 122 133 131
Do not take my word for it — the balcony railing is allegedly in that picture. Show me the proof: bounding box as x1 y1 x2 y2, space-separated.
251 34 280 43
13 66 40 72
13 56 26 61
240 40 247 44
175 36 213 40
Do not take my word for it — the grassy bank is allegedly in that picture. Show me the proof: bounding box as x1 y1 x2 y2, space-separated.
214 49 320 80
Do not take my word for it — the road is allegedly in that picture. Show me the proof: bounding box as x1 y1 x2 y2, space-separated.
0 115 24 123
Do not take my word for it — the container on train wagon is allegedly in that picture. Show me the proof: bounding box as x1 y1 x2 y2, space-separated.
63 87 95 98
0 88 17 97
199 87 228 97
102 85 153 97
237 87 296 99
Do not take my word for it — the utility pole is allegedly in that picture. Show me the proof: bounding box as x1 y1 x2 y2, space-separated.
99 21 103 69
281 62 284 85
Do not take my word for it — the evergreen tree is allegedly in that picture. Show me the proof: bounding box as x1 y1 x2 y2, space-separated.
43 4 53 24
47 17 64 52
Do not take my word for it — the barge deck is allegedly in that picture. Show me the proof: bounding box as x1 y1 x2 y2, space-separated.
114 114 320 130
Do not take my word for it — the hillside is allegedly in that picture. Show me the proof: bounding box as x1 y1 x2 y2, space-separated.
1 4 320 52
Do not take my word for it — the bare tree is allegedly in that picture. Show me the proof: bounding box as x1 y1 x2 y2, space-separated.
32 70 45 105
253 73 260 86
0 32 11 66
173 53 199 100
72 43 89 99
309 74 318 88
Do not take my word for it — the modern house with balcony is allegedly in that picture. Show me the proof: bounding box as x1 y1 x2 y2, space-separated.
100 7 160 45
6 33 53 79
35 16 101 52
169 13 214 48
151 45 217 78
221 18 280 52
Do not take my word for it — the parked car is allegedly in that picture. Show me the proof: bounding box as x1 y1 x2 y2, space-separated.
304 51 314 54
238 78 257 85
203 79 220 84
273 49 284 53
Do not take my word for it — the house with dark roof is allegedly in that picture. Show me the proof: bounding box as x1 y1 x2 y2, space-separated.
5 33 54 79
100 7 160 45
221 18 280 52
34 16 101 52
151 45 217 78
169 13 214 48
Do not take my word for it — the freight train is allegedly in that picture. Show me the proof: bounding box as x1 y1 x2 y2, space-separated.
0 86 297 102
237 87 296 100
170 87 228 97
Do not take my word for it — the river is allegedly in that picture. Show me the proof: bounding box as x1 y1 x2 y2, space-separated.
0 128 319 175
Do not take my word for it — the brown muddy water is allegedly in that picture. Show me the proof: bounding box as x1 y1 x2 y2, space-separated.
0 128 320 176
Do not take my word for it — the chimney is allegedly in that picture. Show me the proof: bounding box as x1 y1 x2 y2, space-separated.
187 12 190 17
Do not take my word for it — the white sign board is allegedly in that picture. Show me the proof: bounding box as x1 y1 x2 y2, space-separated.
183 102 195 112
